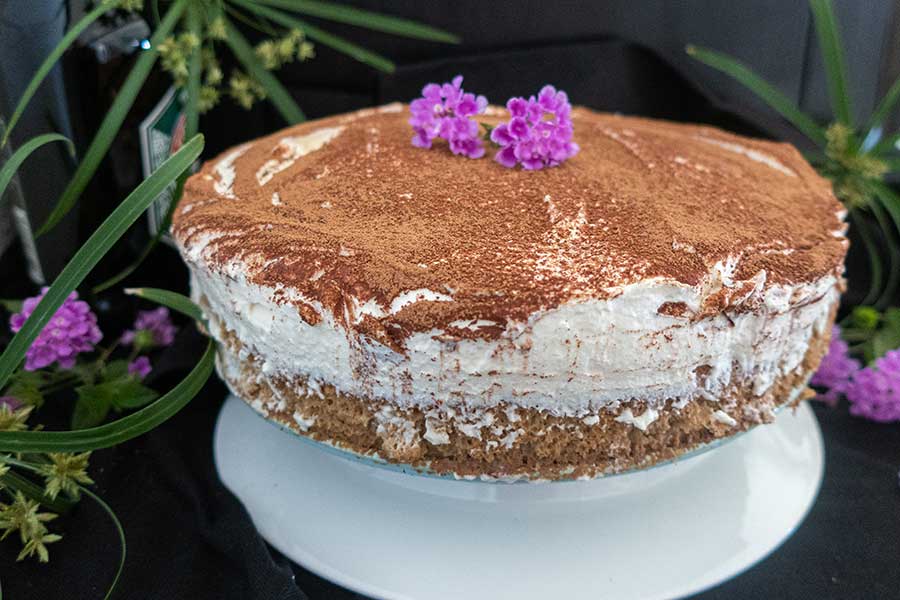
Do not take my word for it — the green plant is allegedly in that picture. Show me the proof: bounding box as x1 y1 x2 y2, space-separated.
0 2 457 594
0 134 207 597
1 0 458 292
687 0 900 309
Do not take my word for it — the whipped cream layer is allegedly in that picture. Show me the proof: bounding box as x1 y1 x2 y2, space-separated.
186 248 840 418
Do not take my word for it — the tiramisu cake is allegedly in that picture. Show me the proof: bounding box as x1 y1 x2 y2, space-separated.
173 103 847 480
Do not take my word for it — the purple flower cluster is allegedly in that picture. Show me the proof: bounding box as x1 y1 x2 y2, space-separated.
409 75 487 159
846 349 900 423
121 307 176 349
810 326 860 406
811 325 900 422
9 288 102 371
490 86 579 170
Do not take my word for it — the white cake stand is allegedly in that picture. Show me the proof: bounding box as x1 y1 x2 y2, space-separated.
214 395 824 600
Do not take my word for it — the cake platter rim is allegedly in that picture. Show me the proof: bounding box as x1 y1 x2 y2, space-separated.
213 394 825 600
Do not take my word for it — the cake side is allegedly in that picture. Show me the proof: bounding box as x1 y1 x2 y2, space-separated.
206 299 830 480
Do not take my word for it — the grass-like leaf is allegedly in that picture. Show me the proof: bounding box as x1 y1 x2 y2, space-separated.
79 486 125 600
184 5 203 143
0 1 113 149
0 470 73 514
873 131 900 156
868 197 900 309
866 75 900 139
224 16 306 123
0 133 73 206
883 156 900 173
0 134 203 390
809 0 853 125
124 288 204 322
92 5 206 296
0 340 213 453
36 0 188 237
686 45 827 146
233 0 396 73
850 209 884 306
257 0 459 43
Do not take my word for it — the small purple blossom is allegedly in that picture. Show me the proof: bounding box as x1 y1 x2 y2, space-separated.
9 288 102 371
811 326 861 406
845 349 900 423
121 307 177 349
128 356 152 380
490 85 579 170
409 75 487 159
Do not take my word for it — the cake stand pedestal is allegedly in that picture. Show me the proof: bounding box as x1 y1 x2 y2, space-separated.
214 396 824 600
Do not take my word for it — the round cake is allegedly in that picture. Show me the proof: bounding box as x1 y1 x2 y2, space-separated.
173 103 847 481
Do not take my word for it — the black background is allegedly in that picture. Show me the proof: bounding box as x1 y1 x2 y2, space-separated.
1 2 899 598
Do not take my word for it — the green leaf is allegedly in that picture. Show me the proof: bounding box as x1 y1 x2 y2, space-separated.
686 44 827 146
0 1 113 149
69 362 98 387
92 5 206 296
0 134 204 391
112 380 159 410
72 389 111 430
870 182 900 308
256 0 459 43
871 326 900 361
0 470 74 515
124 288 204 322
884 308 900 338
0 340 214 453
36 0 188 236
4 372 44 407
0 298 23 313
76 378 158 420
102 360 130 381
233 0 396 73
866 75 900 137
808 0 853 125
849 208 883 306
79 486 126 600
868 196 900 309
882 155 900 173
223 16 306 123
184 5 203 145
0 133 74 207
872 131 900 156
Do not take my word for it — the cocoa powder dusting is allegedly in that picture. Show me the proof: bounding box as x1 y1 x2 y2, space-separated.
173 104 847 340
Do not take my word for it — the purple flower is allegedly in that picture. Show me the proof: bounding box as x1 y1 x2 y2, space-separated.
9 288 102 371
128 356 152 380
810 326 861 406
845 349 900 423
121 307 177 349
490 85 579 170
409 75 487 159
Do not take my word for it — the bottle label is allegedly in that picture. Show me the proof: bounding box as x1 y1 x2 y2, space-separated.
138 86 186 244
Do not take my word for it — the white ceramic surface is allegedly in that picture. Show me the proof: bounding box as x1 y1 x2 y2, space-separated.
214 396 824 600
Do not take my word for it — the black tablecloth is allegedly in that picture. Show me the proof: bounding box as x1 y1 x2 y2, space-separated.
1 323 898 599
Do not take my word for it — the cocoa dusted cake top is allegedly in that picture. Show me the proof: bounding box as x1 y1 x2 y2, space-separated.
173 103 846 344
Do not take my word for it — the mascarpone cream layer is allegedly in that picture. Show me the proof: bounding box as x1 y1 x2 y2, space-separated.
184 244 839 418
